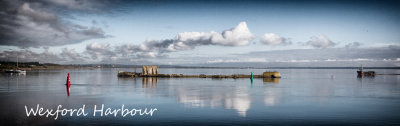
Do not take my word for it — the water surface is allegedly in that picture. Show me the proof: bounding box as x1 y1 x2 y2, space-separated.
0 68 399 125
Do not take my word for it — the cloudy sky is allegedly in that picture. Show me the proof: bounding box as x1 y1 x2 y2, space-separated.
0 0 399 67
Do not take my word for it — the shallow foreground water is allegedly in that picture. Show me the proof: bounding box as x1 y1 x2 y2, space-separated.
0 68 399 125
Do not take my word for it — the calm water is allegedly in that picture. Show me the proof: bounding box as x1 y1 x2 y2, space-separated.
0 68 399 125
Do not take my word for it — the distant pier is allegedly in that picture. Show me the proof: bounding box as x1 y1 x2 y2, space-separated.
118 66 281 78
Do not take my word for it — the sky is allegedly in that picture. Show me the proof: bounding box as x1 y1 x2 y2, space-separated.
0 0 399 67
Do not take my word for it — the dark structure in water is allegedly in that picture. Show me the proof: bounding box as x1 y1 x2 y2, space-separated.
357 66 375 77
118 66 281 79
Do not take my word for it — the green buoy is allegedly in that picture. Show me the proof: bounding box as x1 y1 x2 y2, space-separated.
251 72 253 81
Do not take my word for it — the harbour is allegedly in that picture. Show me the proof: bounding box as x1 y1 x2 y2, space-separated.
1 68 399 125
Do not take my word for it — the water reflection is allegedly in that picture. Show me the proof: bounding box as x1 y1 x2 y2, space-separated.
263 78 280 83
138 78 283 117
7 72 26 76
2 73 26 92
1 69 399 125
263 89 281 106
149 79 253 117
142 77 157 88
222 87 251 117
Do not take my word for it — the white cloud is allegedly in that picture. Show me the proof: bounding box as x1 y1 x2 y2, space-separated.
0 49 64 63
115 22 255 57
260 33 288 45
207 58 267 63
345 42 362 48
307 35 336 48
60 48 85 61
171 21 255 50
86 42 115 60
86 42 111 51
209 22 255 46
0 1 107 47
42 0 107 11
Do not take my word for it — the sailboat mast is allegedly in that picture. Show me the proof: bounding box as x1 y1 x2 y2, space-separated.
17 56 18 68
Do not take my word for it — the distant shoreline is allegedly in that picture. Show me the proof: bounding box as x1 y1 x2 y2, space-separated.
1 61 399 71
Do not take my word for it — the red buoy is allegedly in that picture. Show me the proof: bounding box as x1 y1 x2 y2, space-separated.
66 73 71 96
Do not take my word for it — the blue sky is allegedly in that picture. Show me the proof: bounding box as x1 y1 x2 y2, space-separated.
0 0 399 67
97 0 400 42
72 0 400 48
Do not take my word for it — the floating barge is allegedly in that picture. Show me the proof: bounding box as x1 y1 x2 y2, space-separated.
118 66 281 78
357 65 375 77
357 71 375 76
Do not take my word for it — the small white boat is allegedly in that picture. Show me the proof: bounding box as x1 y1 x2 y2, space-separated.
4 69 26 73
15 69 26 73
4 56 26 74
5 69 14 73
